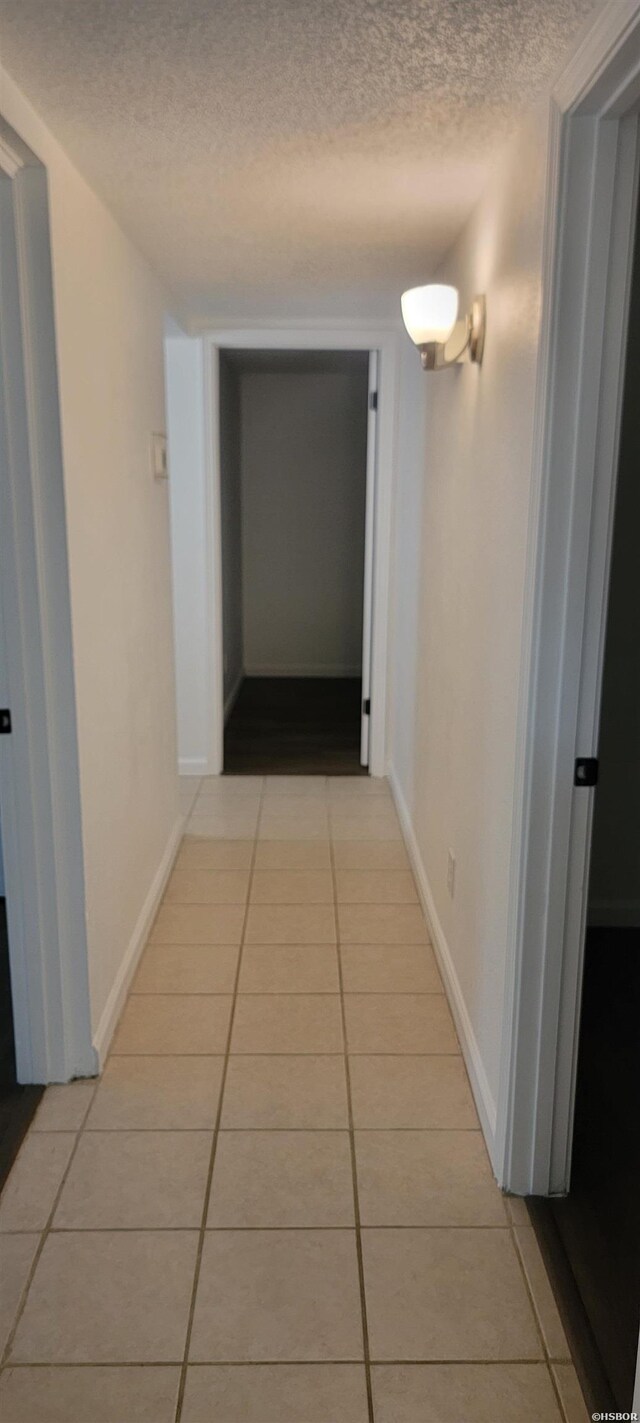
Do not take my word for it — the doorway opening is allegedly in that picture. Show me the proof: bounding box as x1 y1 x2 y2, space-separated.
0 829 42 1188
218 348 373 775
498 16 640 1414
0 121 94 1122
529 180 640 1415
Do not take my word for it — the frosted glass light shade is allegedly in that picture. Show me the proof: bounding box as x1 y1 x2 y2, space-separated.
401 284 459 346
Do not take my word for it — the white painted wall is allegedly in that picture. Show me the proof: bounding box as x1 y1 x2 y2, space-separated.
390 108 549 1162
239 368 368 676
1 68 181 1055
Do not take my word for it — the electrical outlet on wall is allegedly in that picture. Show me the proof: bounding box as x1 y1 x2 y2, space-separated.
447 849 456 898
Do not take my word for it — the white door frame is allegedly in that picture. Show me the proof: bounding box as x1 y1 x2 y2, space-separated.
202 325 399 778
0 124 94 1082
499 0 640 1198
360 349 379 767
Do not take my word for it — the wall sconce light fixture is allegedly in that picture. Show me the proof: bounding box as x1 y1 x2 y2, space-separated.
401 284 486 370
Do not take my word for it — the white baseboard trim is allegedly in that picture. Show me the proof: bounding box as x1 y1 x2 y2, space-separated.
92 814 184 1068
243 665 362 678
588 898 640 928
178 757 209 776
389 767 498 1159
224 668 244 723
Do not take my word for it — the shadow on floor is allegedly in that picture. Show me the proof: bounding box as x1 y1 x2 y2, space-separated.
0 897 42 1192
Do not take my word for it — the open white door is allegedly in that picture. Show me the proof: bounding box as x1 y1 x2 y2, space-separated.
360 349 378 767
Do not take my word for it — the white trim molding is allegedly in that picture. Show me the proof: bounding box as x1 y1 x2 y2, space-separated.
178 757 210 776
390 769 498 1157
92 814 184 1067
0 142 94 1083
498 0 640 1196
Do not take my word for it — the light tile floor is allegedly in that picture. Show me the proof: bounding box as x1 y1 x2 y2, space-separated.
0 776 590 1422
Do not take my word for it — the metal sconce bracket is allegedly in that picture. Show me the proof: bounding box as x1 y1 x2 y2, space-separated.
419 295 486 371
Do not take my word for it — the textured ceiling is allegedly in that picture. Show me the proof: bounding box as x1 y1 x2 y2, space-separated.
0 0 598 319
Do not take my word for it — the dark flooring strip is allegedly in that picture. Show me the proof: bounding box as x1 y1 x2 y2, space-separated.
224 677 366 775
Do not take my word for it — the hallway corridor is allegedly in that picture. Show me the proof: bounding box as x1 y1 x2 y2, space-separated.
0 777 586 1421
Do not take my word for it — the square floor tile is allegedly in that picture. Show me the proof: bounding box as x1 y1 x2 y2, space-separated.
259 817 330 842
132 944 238 995
338 905 428 944
221 1056 348 1128
31 1081 96 1132
150 904 245 944
255 840 332 869
10 1231 198 1362
113 995 232 1055
330 801 400 825
355 1131 507 1226
328 777 390 798
335 870 418 903
164 869 249 903
340 945 442 993
87 1056 224 1130
54 1131 212 1229
261 796 329 817
186 821 258 844
187 812 259 840
0 1235 39 1353
193 799 261 824
200 776 264 795
330 816 402 842
190 1230 363 1361
515 1226 570 1360
371 1364 563 1422
176 840 254 870
231 995 343 1054
0 1365 180 1423
239 945 340 993
344 994 458 1054
208 1131 354 1227
265 777 327 796
362 1228 541 1361
196 787 261 806
349 1056 478 1128
181 1364 368 1422
333 841 409 870
250 870 333 903
245 905 336 944
0 1134 75 1231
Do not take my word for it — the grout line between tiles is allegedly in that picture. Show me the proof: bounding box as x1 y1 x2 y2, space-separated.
130 988 445 996
1 1223 518 1237
173 777 264 1423
0 1125 484 1142
0 1355 567 1369
329 833 376 1423
110 1050 462 1057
